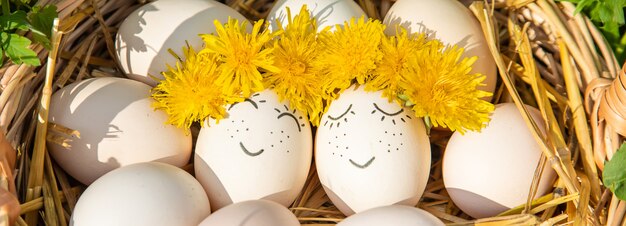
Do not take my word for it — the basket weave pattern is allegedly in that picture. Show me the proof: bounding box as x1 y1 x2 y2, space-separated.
0 0 623 225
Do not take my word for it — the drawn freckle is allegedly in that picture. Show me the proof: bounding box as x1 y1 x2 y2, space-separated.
271 145 274 147
280 140 283 143
396 148 399 150
400 133 403 135
388 150 390 152
385 131 388 134
301 124 305 127
393 133 396 136
299 116 303 119
287 136 290 138
246 128 249 131
270 132 273 134
388 144 391 146
281 131 284 133
345 147 348 149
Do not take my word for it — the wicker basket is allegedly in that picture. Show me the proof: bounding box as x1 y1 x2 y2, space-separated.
0 0 622 225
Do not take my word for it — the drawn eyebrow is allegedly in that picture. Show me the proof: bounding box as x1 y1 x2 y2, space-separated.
373 103 403 116
228 98 258 110
328 104 353 120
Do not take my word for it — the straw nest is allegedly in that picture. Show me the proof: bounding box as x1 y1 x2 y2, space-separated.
0 0 623 225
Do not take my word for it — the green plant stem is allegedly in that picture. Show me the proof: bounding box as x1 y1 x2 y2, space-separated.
1 0 9 16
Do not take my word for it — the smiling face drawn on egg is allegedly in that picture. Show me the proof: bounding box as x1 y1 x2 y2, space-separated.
195 89 313 211
323 101 414 169
224 93 307 157
315 86 431 215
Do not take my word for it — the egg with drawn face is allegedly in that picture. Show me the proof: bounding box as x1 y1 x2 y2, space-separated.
315 86 431 216
195 89 312 210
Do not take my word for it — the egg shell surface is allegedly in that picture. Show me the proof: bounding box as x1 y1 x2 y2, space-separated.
383 0 497 97
198 200 299 226
337 205 445 226
315 86 431 215
48 77 191 185
195 89 313 210
443 103 556 218
116 0 247 86
267 0 366 32
70 162 210 226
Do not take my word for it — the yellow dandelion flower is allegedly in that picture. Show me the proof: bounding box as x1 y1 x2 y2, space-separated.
152 46 240 131
400 45 494 134
201 18 280 97
315 17 385 98
368 28 440 103
265 6 325 125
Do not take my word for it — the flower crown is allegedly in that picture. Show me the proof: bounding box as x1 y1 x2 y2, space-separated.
151 5 494 134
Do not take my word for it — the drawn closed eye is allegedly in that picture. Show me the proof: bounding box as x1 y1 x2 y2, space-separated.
275 105 305 132
325 104 355 129
371 103 411 125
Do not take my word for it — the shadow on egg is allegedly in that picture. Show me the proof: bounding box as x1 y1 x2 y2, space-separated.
195 154 297 210
49 78 191 185
446 188 509 219
194 154 234 211
268 0 345 30
268 0 365 32
50 79 137 184
116 0 247 86
114 4 156 53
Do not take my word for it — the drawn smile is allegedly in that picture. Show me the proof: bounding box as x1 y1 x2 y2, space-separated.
239 142 264 157
349 157 376 169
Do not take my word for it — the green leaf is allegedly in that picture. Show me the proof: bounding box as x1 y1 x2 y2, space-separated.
0 11 28 31
1 32 40 66
603 142 626 200
574 0 596 15
27 5 56 49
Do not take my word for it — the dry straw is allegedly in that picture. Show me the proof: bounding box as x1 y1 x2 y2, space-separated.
0 0 623 225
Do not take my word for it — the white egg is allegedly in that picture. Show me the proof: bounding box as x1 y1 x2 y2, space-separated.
383 0 496 97
116 0 247 86
48 77 191 185
315 86 431 215
195 89 312 210
198 200 299 226
443 103 556 218
71 162 210 226
337 205 444 226
267 0 366 32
